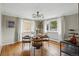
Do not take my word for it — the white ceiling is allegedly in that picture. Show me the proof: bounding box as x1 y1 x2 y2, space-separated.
1 3 78 20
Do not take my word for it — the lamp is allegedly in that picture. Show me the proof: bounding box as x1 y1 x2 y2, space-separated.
32 11 44 20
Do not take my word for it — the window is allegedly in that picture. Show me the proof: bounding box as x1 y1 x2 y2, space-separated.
23 20 32 33
44 19 58 32
50 20 57 31
21 20 35 37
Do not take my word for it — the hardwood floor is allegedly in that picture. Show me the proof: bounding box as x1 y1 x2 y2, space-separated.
0 40 62 56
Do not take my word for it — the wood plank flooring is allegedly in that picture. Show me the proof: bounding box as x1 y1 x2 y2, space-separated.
0 40 62 56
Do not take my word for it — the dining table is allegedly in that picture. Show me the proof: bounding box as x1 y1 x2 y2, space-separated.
22 34 49 56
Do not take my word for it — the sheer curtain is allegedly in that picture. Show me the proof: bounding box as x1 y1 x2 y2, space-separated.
19 19 35 41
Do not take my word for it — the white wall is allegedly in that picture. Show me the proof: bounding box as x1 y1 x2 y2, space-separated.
0 12 1 45
78 13 79 34
64 14 78 38
0 4 2 45
61 17 65 40
2 15 19 45
57 17 63 41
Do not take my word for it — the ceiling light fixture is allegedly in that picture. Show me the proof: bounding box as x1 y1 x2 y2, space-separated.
32 11 44 20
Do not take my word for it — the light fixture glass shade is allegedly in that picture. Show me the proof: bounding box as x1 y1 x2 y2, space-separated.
32 11 44 20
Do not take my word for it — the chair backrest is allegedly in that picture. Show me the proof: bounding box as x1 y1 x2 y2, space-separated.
22 35 31 39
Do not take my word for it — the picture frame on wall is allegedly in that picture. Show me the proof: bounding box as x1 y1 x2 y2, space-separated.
8 21 15 28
